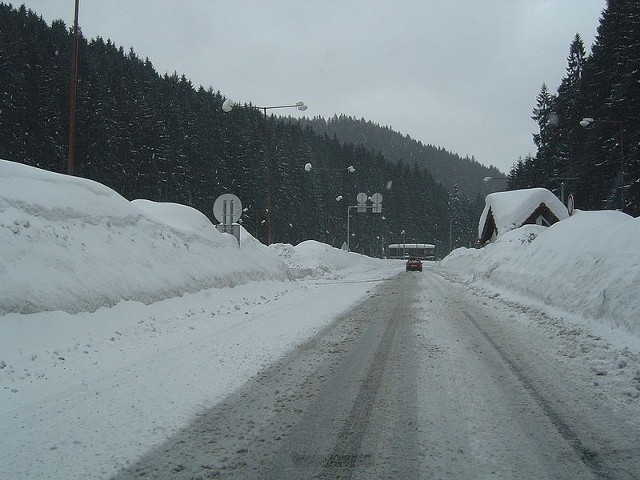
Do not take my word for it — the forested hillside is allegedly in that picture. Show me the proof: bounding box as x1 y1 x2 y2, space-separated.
511 0 640 216
296 115 504 199
0 3 479 257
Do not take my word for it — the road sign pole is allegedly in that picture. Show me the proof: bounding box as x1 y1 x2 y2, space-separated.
346 205 356 251
346 192 383 252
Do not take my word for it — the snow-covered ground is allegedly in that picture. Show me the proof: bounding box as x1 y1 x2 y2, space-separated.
442 210 640 344
0 160 399 478
1 159 639 478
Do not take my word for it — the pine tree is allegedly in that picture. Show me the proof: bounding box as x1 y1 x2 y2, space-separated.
511 1 640 215
530 83 559 189
553 34 587 199
579 0 640 213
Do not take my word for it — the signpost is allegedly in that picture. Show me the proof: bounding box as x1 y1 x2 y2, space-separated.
356 192 368 212
371 192 383 213
567 194 575 216
213 193 242 246
346 192 383 251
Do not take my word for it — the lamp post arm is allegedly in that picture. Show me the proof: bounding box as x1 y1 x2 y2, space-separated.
258 104 305 110
257 103 307 118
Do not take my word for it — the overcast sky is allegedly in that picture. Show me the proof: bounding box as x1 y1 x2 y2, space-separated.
16 0 606 173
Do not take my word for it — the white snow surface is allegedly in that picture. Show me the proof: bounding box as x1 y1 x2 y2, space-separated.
0 160 289 315
445 209 640 341
1 159 639 478
0 160 396 478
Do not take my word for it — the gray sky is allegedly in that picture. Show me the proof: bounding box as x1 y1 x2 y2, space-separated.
16 0 606 173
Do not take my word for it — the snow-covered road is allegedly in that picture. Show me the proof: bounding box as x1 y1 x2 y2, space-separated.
109 269 640 479
0 267 397 479
3 151 640 479
4 257 640 479
413 271 640 479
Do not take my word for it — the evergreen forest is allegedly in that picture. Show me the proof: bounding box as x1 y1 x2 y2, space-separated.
509 0 640 217
0 3 481 257
295 115 505 200
1 1 636 261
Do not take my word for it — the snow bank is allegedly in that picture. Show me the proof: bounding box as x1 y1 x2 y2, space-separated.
0 160 289 315
443 209 640 337
0 160 386 316
272 240 386 279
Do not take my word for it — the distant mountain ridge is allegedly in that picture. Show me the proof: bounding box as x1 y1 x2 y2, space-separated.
296 115 504 199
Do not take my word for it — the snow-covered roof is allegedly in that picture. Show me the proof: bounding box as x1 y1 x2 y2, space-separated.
388 243 435 249
478 188 569 239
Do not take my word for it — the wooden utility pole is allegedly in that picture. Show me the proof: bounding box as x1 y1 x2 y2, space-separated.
67 0 80 175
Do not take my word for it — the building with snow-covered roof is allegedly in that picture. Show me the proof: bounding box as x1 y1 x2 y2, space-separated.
478 188 569 244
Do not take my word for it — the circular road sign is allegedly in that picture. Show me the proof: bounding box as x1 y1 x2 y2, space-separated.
357 192 368 204
371 192 383 204
213 194 242 223
567 194 575 216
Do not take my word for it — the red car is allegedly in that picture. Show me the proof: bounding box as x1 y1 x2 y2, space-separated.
406 258 422 272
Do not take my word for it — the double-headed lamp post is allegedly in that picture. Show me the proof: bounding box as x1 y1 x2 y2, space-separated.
222 99 307 244
223 99 307 117
580 117 625 211
304 163 355 174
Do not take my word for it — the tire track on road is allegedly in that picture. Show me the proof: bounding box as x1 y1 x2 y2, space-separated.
314 274 410 478
463 311 612 480
111 273 412 479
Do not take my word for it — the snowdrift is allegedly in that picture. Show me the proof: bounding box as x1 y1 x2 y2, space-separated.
0 159 289 315
443 210 640 337
272 240 381 279
1 159 397 480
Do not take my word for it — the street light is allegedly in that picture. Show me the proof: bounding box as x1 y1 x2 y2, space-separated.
482 176 508 197
304 163 355 173
580 117 625 211
222 98 308 244
401 229 406 258
579 117 594 128
222 99 307 117
483 176 508 182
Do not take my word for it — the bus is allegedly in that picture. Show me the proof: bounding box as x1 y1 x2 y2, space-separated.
387 243 436 261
